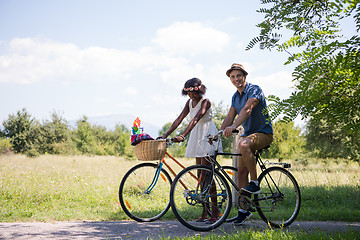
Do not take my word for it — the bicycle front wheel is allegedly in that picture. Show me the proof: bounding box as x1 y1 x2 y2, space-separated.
255 166 301 228
119 162 172 222
170 165 232 231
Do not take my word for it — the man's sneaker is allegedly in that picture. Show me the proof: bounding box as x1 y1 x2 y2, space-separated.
241 181 261 194
234 211 253 225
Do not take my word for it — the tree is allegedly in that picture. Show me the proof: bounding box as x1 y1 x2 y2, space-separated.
72 116 98 155
265 121 305 159
305 117 357 158
112 124 133 158
249 0 360 159
35 112 71 154
1 109 38 153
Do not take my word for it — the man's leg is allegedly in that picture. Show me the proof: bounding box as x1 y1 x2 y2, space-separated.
240 133 273 194
234 134 273 225
234 138 254 225
238 137 257 182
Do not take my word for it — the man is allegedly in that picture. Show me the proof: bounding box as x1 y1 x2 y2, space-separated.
220 63 273 225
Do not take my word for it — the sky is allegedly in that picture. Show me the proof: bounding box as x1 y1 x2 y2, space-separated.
0 0 355 134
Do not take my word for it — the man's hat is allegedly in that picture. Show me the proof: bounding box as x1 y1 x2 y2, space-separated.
226 63 248 77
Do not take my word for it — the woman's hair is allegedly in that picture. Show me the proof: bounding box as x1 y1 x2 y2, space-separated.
181 78 207 96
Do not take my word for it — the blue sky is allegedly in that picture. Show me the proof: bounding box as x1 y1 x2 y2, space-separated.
0 1 354 133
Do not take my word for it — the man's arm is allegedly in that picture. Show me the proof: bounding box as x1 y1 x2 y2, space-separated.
220 107 237 133
223 98 259 137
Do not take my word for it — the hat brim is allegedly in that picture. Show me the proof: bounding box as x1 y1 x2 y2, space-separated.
226 66 248 77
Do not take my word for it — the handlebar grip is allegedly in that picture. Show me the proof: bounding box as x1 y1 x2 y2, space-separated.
232 129 239 133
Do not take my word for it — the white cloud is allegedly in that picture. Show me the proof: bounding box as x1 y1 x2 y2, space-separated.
0 22 230 85
152 22 230 56
251 71 294 99
123 87 138 95
0 37 189 84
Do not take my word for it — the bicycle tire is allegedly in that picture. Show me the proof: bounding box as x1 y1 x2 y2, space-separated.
170 164 232 231
119 162 172 222
255 166 301 228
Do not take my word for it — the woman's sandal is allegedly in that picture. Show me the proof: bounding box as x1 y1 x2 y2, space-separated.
195 217 208 222
205 217 219 224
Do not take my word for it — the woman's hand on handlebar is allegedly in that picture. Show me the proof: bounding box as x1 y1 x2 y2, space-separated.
173 135 185 143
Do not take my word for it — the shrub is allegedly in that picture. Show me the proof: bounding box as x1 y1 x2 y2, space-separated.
0 138 12 154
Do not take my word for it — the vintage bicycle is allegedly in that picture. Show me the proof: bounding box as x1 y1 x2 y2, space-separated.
169 130 301 231
118 138 237 222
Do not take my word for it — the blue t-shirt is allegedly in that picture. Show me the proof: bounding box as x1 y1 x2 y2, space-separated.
231 82 273 136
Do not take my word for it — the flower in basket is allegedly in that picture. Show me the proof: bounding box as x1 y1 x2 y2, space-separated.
130 117 154 146
132 117 141 135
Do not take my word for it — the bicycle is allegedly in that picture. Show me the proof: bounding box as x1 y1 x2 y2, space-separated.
169 130 301 231
118 138 238 222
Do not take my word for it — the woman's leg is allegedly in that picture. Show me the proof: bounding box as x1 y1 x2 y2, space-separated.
196 157 209 219
200 156 219 219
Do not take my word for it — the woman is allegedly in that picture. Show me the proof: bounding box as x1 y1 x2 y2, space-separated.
160 77 221 223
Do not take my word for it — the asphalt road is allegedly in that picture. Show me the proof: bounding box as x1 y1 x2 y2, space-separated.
0 220 359 240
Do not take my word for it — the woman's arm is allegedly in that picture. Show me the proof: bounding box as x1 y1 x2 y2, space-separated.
162 99 190 138
178 99 211 139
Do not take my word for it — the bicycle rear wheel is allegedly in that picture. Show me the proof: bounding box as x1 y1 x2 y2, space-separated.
119 162 172 222
170 165 232 231
255 166 301 228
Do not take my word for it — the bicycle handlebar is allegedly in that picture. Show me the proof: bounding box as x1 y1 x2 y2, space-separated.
207 129 240 142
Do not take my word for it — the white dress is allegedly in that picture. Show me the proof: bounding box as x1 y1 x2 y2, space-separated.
185 98 221 158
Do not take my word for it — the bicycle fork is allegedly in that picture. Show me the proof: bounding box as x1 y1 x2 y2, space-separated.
144 162 164 194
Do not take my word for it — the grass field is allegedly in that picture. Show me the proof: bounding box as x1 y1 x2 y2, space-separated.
1 154 359 223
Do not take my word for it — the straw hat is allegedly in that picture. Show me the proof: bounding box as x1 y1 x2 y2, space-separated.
226 63 248 77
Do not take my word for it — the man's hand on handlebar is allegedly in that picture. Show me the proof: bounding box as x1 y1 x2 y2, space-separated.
224 126 236 138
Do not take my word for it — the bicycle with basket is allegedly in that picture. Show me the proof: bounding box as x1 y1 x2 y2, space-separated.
118 135 238 222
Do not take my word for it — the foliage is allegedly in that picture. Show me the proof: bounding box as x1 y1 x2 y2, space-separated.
72 116 99 155
305 117 358 159
264 121 305 159
249 0 360 160
0 110 133 158
0 138 12 154
108 124 133 158
34 111 72 155
1 109 38 154
211 101 234 154
71 116 134 158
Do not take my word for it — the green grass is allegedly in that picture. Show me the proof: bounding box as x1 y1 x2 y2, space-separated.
0 154 359 224
157 229 360 240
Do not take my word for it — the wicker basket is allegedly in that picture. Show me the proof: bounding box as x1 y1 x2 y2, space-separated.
134 139 167 161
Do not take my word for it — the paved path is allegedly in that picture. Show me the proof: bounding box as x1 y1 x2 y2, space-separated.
0 220 359 240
